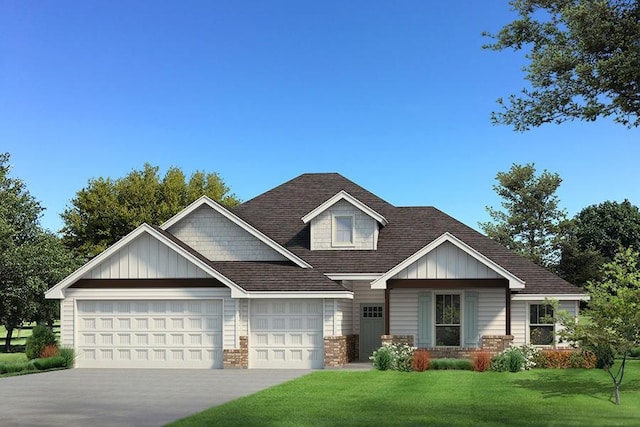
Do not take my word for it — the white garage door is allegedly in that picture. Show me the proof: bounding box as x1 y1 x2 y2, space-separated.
250 299 324 369
76 300 223 369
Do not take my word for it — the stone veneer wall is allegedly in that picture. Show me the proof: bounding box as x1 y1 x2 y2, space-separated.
324 336 349 367
480 335 514 355
223 336 248 368
381 335 414 346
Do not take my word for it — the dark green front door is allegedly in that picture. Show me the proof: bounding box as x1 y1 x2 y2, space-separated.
359 303 384 361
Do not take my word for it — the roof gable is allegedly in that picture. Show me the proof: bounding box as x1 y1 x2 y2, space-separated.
372 232 526 289
161 196 311 268
45 224 248 299
301 190 388 226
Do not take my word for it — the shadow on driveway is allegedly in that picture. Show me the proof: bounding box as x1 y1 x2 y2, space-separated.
0 369 311 427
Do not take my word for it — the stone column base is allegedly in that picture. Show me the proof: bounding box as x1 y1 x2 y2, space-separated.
223 336 248 368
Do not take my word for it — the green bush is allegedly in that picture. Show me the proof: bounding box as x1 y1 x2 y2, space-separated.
25 325 58 360
371 346 393 370
33 356 66 370
429 358 473 371
590 343 616 369
630 347 640 358
0 361 35 374
491 345 539 372
58 346 75 368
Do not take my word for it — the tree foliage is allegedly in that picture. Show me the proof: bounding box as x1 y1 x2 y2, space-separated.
480 163 568 267
557 247 640 405
61 163 240 259
0 153 78 351
485 0 640 130
558 200 640 285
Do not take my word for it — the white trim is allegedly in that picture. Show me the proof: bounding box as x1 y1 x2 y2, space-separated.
433 291 464 348
45 224 249 299
325 273 382 281
301 190 388 226
245 291 353 299
161 196 312 269
371 232 526 290
526 302 556 346
332 214 355 247
512 294 590 301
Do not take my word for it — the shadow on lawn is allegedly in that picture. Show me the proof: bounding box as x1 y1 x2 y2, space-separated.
513 370 640 403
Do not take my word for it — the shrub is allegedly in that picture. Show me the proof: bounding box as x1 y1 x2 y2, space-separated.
473 351 491 372
370 343 416 372
58 346 75 368
0 361 35 374
412 349 430 372
544 350 572 368
490 345 538 372
630 347 640 358
430 358 473 371
371 346 393 370
590 343 616 369
25 325 57 360
40 344 59 359
33 356 66 371
580 351 597 369
532 350 547 368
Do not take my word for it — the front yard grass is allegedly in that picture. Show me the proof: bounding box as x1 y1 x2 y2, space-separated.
0 353 27 364
169 361 640 427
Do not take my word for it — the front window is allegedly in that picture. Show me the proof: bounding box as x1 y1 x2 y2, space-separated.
435 294 460 346
530 304 554 345
333 215 354 245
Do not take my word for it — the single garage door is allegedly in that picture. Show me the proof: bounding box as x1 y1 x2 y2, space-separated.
250 299 324 369
76 300 223 368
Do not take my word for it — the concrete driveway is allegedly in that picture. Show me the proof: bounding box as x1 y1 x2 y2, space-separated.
0 369 312 427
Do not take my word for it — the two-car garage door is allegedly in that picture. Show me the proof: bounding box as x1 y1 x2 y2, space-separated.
76 300 223 368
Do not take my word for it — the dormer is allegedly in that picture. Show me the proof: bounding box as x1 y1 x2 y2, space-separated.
301 190 388 250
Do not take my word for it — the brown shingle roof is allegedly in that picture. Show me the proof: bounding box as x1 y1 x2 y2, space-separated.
233 173 582 295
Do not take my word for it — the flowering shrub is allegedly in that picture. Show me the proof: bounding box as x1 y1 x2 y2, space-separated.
370 343 416 371
490 345 540 372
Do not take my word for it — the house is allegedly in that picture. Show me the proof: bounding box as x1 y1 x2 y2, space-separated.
45 173 588 369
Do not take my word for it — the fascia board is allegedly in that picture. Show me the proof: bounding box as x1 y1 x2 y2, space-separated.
246 291 354 299
301 190 388 226
161 196 312 269
511 294 590 301
371 232 526 290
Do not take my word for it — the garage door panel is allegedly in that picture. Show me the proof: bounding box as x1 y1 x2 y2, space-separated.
76 299 223 369
250 299 324 369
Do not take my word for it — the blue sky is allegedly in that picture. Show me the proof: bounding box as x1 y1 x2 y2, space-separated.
2 1 638 233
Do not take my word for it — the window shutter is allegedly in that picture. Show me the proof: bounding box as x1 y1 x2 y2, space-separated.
464 291 479 348
418 292 432 347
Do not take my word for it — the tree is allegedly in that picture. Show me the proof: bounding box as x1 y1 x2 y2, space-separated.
557 247 640 405
479 163 568 267
61 163 241 259
484 0 640 130
0 153 78 351
558 200 640 285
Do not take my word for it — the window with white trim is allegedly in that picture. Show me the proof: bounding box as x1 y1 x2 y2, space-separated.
435 294 461 346
529 304 554 345
332 215 354 246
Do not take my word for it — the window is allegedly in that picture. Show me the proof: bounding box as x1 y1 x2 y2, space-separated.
530 304 554 345
435 294 460 346
333 215 354 246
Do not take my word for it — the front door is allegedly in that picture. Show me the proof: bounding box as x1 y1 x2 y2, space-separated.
359 303 384 361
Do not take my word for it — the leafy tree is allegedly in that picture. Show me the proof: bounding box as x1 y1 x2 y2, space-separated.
557 247 640 405
61 163 240 259
484 0 640 130
479 163 568 268
0 153 78 351
558 200 640 285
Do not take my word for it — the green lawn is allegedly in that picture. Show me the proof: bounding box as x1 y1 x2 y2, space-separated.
169 361 640 427
0 353 27 364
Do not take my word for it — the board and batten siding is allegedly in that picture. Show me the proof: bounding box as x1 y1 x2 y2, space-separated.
389 288 506 345
168 205 287 261
310 200 378 250
392 241 503 280
350 281 385 334
511 300 577 347
85 233 208 279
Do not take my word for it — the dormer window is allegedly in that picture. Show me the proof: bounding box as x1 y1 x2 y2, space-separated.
333 215 354 246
